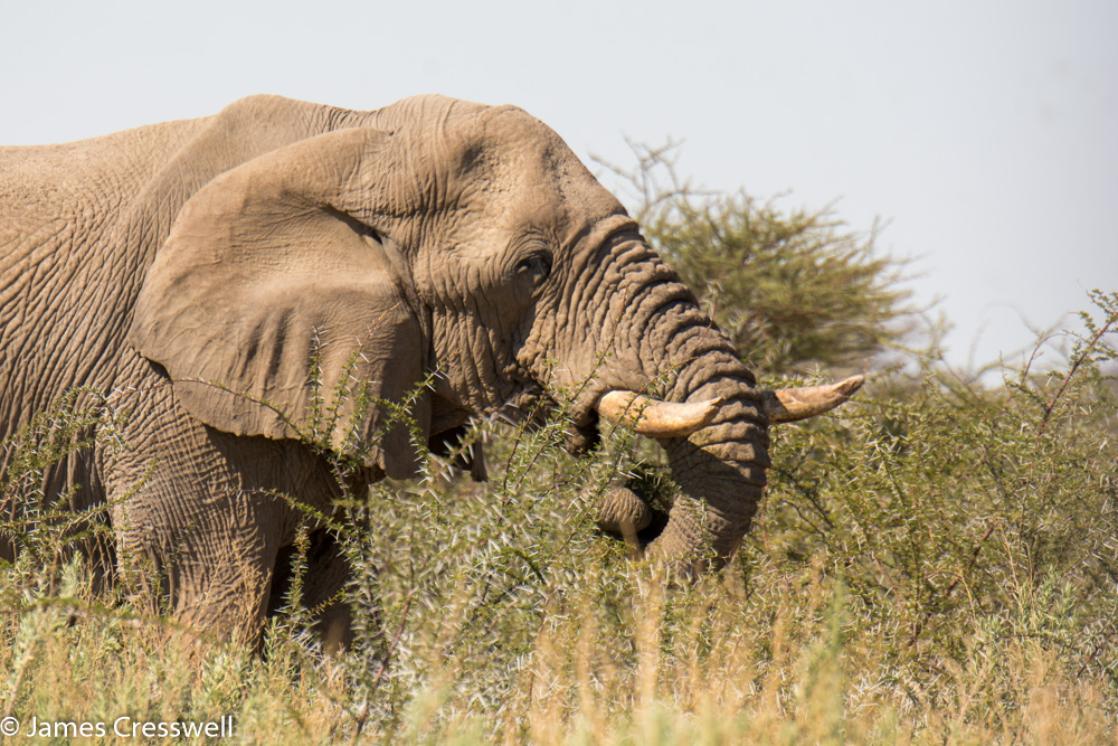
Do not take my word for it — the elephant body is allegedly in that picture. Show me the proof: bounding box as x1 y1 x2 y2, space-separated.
0 96 775 646
1 104 364 642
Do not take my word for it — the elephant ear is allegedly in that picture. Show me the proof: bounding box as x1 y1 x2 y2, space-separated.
129 127 429 478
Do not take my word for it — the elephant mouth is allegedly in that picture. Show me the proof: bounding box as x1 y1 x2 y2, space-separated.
636 508 671 544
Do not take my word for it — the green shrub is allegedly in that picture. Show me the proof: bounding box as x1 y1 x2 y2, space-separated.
595 140 914 375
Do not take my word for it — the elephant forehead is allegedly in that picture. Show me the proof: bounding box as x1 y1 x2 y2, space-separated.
369 96 625 250
467 136 624 244
396 100 617 213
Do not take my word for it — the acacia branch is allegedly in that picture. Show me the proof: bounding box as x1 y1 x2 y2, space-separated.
1039 317 1116 433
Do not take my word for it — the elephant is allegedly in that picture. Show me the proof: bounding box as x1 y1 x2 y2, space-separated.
0 95 861 648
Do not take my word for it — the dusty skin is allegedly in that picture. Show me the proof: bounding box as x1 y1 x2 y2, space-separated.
0 95 857 647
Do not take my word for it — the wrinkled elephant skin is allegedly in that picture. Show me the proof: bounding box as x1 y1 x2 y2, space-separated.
0 95 816 646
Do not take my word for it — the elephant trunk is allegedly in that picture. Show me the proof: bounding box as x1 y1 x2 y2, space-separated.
639 316 770 572
578 235 771 573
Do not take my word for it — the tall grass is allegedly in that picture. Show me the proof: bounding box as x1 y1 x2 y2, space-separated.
0 292 1115 744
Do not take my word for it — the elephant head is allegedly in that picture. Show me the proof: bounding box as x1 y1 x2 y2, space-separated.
129 95 859 576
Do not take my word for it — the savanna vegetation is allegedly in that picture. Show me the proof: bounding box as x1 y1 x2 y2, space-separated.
1 146 1115 744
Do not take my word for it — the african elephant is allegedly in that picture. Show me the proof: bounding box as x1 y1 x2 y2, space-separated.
0 95 859 647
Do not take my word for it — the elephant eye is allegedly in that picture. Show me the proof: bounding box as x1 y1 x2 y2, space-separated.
515 252 552 287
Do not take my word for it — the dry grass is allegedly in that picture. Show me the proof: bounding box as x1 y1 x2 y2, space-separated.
0 560 1113 744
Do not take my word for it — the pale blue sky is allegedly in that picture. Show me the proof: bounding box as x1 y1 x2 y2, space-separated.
2 0 1114 370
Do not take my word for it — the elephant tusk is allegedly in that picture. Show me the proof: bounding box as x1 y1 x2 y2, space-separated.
761 374 865 423
597 390 724 438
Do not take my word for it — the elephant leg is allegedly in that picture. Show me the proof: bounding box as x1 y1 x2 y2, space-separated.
171 527 278 647
109 485 283 646
0 443 114 591
268 528 357 655
100 360 330 647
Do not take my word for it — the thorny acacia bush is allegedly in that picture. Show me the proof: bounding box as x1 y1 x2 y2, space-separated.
0 292 1114 743
0 155 1114 744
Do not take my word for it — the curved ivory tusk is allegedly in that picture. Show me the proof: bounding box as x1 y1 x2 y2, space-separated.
762 374 865 423
597 390 724 438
